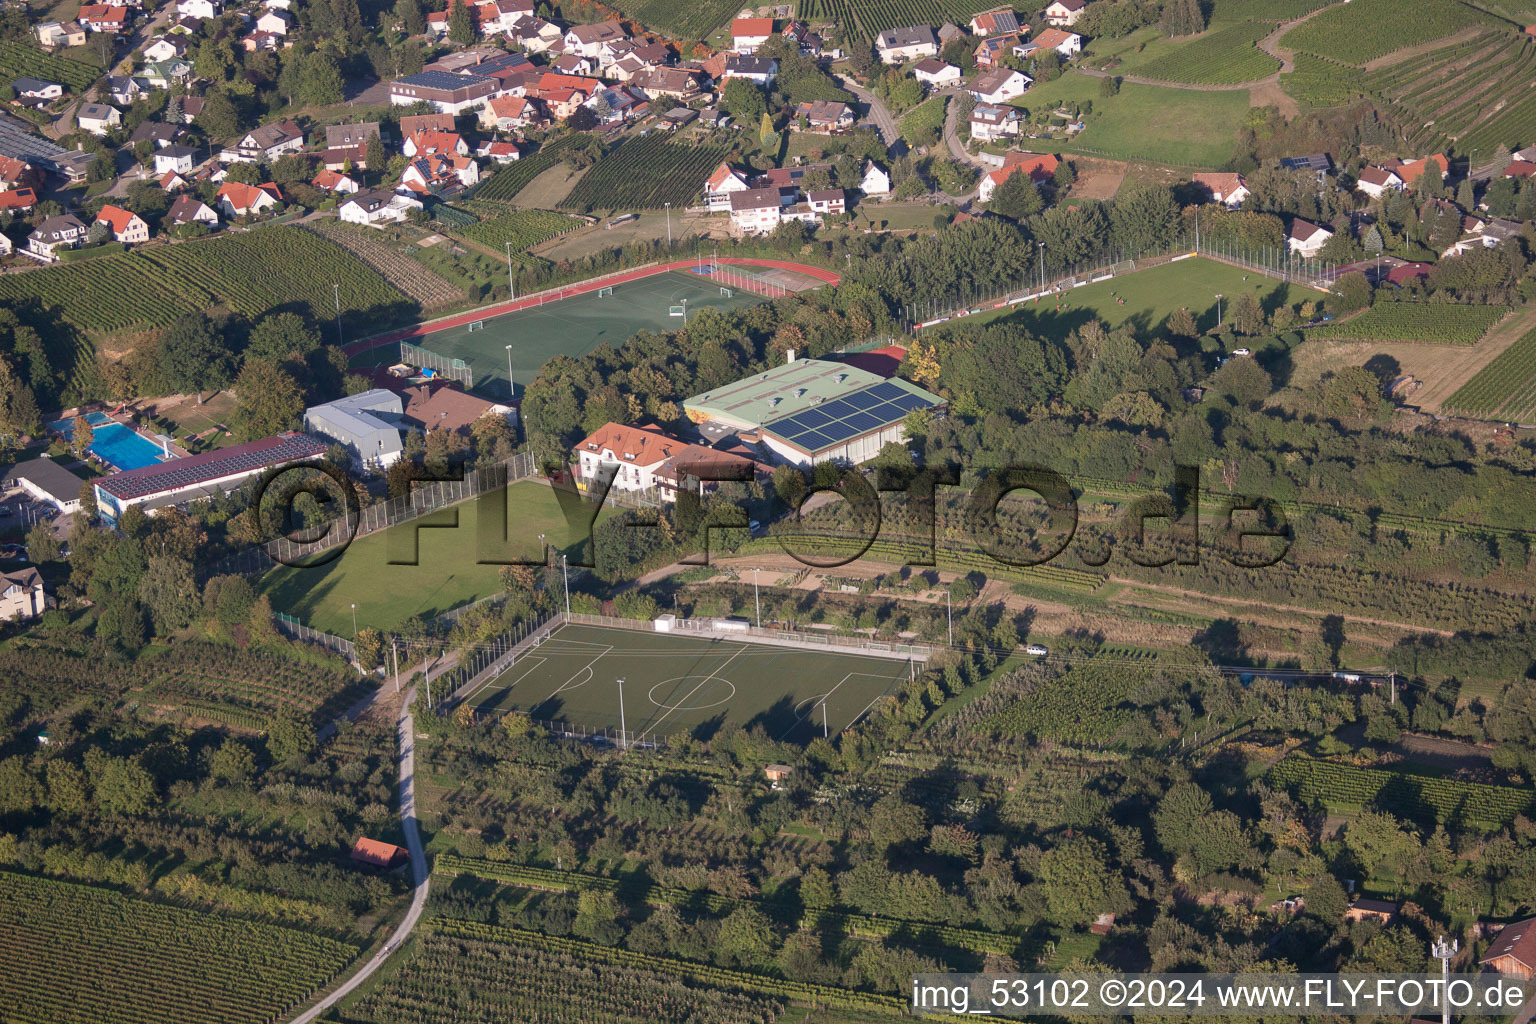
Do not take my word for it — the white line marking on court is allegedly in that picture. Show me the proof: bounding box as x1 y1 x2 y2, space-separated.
467 655 545 708
548 645 613 697
646 642 750 736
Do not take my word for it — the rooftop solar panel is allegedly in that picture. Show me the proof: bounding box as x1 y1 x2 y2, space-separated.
792 428 834 449
798 408 834 428
841 410 884 433
843 391 881 411
771 414 809 434
867 381 905 401
887 392 932 412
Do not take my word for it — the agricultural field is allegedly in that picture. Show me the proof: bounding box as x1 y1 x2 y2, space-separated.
1121 21 1281 85
474 134 589 203
0 872 361 1024
983 660 1143 744
1277 0 1493 65
0 40 99 92
306 221 465 310
796 0 1000 40
0 254 202 333
457 208 583 261
1267 756 1535 829
898 94 947 148
139 228 411 330
1442 325 1536 421
602 0 738 40
1305 302 1510 345
135 642 375 730
1279 53 1367 107
558 135 731 212
1208 0 1329 22
1015 72 1254 168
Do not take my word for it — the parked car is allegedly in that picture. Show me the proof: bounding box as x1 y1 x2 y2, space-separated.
1024 643 1048 657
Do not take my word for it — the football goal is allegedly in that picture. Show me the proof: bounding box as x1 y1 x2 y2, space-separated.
466 320 485 332
719 287 733 297
596 286 614 297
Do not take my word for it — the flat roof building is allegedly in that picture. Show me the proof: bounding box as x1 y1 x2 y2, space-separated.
6 457 85 512
93 431 328 524
303 390 404 468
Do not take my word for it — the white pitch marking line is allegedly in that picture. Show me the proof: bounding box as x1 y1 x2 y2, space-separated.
646 643 750 736
467 655 546 708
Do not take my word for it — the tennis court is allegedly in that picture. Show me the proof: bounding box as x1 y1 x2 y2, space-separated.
458 622 915 743
381 271 762 398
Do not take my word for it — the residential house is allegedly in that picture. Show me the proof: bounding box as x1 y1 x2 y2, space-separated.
424 0 477 37
509 14 562 53
704 161 752 211
1385 153 1449 190
36 22 86 48
937 22 966 45
25 214 89 261
978 151 1059 201
338 188 423 226
574 422 752 501
0 158 42 192
1356 165 1403 198
794 99 855 132
215 181 281 217
12 79 63 102
390 71 497 114
142 36 186 62
479 94 547 130
312 168 360 193
231 119 304 162
178 0 220 19
974 33 1022 68
94 204 149 243
732 16 775 53
969 102 1021 142
1279 152 1331 181
587 84 648 126
255 8 292 33
550 52 596 76
1191 171 1249 208
1443 216 1522 257
1044 0 1085 25
861 160 891 195
399 151 480 196
76 102 122 135
970 9 1021 34
876 25 939 63
475 139 521 163
403 130 468 157
1343 899 1397 924
398 380 514 434
0 566 45 623
1287 217 1333 258
807 188 846 215
1020 27 1081 57
0 187 37 213
913 58 961 88
158 170 188 191
730 186 786 233
77 6 131 32
563 20 626 60
968 66 1030 104
106 75 142 105
722 55 778 85
630 65 706 100
129 120 181 148
1480 918 1536 980
165 194 218 228
140 59 192 89
152 143 197 175
399 113 456 136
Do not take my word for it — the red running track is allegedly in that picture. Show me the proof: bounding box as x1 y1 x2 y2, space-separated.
344 257 840 358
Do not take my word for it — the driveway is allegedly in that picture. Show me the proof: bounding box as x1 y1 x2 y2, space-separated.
289 685 430 1024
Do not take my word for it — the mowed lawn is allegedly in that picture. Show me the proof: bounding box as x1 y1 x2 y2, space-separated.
1014 72 1253 168
260 481 606 633
936 257 1330 336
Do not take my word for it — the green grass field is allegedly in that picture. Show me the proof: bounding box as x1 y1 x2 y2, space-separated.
459 622 913 741
367 271 762 398
1014 73 1253 168
930 257 1329 336
260 482 606 633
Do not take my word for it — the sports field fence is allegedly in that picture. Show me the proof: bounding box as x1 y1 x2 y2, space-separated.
201 451 539 582
400 340 474 388
274 612 357 664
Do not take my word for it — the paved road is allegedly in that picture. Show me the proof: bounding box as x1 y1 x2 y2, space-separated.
835 73 899 150
289 686 430 1024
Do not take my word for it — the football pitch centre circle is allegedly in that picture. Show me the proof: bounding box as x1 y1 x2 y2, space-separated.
647 676 738 712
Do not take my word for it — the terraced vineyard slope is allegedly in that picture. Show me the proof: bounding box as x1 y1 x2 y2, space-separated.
306 221 464 310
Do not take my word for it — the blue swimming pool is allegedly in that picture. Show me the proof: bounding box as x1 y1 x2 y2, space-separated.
49 413 171 471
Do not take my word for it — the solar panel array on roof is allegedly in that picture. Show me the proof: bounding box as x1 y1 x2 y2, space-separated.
97 433 328 500
762 382 940 453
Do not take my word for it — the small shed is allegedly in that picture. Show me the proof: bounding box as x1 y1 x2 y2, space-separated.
350 837 408 869
764 763 794 783
662 106 697 128
1344 898 1398 924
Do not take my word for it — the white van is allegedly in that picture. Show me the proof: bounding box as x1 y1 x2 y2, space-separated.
1024 644 1048 657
